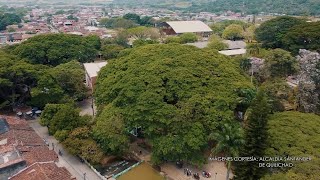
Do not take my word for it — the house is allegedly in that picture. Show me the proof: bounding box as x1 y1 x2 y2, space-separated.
6 34 23 43
0 35 7 45
83 61 108 90
8 162 76 180
0 116 75 180
161 21 212 37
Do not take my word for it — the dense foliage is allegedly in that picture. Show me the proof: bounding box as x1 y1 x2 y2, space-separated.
222 24 244 40
114 0 320 15
255 16 305 49
185 0 320 15
40 103 87 135
94 44 252 165
11 34 100 66
262 49 298 79
283 22 320 54
210 20 248 37
0 13 21 30
99 18 138 29
235 91 271 180
164 33 198 44
29 60 87 108
207 35 228 51
40 103 104 165
101 44 125 60
211 122 244 180
0 51 44 109
63 127 104 165
263 112 320 180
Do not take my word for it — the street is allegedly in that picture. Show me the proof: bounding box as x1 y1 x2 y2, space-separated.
28 119 103 180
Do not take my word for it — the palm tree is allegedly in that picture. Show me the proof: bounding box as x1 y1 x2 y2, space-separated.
211 123 244 180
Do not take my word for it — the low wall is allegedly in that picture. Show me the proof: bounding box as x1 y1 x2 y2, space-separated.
112 161 142 179
83 159 108 180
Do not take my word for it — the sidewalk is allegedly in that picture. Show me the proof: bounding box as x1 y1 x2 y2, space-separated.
28 119 103 180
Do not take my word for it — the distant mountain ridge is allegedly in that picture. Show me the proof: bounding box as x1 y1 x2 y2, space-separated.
114 0 320 15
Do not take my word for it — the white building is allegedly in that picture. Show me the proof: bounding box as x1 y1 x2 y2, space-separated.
83 62 107 91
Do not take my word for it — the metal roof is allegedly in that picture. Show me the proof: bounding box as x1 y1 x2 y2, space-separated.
219 49 247 56
166 21 212 34
84 62 107 78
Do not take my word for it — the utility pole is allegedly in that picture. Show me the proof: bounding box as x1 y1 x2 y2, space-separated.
91 97 94 116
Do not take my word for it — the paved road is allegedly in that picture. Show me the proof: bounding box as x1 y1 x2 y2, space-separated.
78 98 97 117
28 120 102 180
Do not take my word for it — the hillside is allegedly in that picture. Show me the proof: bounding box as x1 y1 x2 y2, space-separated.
113 0 320 15
190 0 320 15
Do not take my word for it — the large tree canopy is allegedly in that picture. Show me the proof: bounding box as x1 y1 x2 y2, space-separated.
283 22 320 54
94 44 252 165
29 60 87 108
263 111 320 180
255 16 305 49
0 13 21 30
0 51 45 109
11 34 99 66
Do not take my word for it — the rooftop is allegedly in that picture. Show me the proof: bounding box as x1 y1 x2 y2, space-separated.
84 61 108 78
0 116 71 180
219 49 247 56
8 162 75 180
165 21 212 34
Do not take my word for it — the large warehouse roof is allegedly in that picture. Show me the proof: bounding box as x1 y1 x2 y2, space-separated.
166 21 212 34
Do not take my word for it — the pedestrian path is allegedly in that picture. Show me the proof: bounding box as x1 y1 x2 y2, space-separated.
28 120 102 180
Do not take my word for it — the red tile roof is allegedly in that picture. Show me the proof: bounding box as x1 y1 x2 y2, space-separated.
0 116 74 180
9 162 76 180
18 146 58 165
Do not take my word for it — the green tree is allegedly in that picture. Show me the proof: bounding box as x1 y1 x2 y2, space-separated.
179 33 198 43
0 13 21 31
93 106 129 155
132 39 159 47
211 122 244 180
283 22 320 54
63 127 104 165
207 35 228 50
243 25 256 43
262 112 320 180
101 44 125 59
235 90 271 180
222 24 244 40
67 14 78 22
94 44 252 164
164 36 182 44
263 49 298 78
29 61 86 108
50 60 87 100
255 16 305 49
40 103 87 135
100 18 137 29
139 16 155 26
0 51 45 110
12 34 98 66
29 74 65 108
210 20 248 37
126 26 160 40
123 13 141 24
